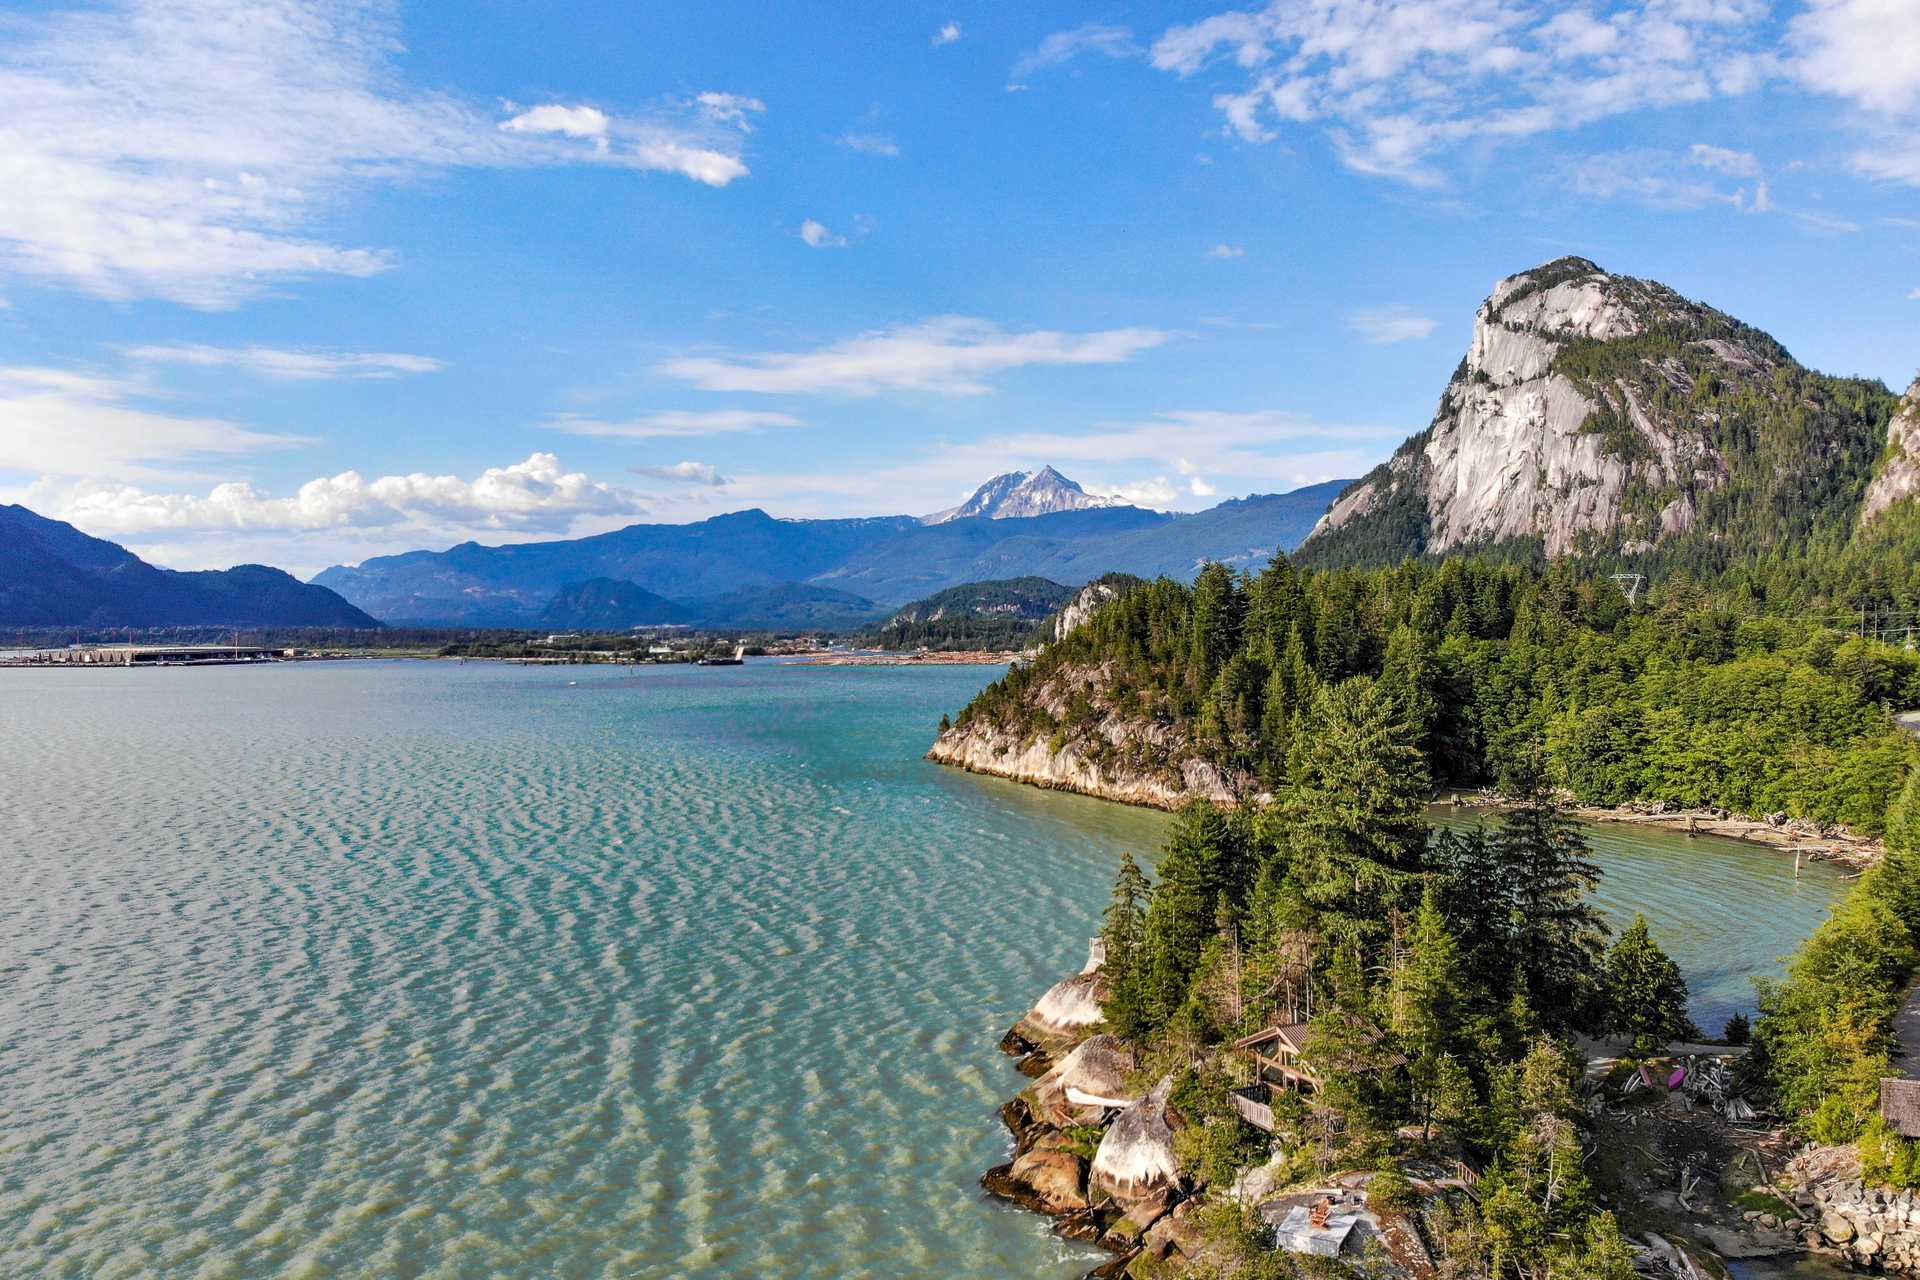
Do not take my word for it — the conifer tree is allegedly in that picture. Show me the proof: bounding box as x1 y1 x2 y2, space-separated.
1282 677 1430 946
1100 853 1152 1040
1392 885 1466 1139
1137 801 1245 1026
1496 754 1608 1029
1302 944 1402 1145
1602 914 1695 1055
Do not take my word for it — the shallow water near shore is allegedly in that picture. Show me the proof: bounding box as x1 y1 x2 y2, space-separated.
0 660 1844 1277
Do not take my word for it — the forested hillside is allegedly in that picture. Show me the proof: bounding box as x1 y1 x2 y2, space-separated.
861 577 1073 650
940 555 1920 836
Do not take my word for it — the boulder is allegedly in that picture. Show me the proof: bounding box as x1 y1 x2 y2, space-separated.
1010 1149 1090 1213
1143 1199 1204 1260
1822 1211 1857 1245
1100 1187 1177 1249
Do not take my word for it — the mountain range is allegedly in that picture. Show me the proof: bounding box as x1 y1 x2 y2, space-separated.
313 478 1350 628
1300 256 1916 568
0 504 377 629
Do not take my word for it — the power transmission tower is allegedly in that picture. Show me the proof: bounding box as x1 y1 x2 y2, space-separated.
1610 572 1644 606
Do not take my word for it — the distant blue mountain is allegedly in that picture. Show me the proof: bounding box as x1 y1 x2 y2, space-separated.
313 476 1354 627
0 504 379 628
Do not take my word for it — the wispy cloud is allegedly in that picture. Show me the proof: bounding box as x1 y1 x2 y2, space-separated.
1689 143 1761 177
657 316 1172 396
933 21 962 47
543 409 804 439
1146 0 1920 192
838 131 901 157
1208 243 1246 258
120 344 444 380
632 461 729 486
1908 287 1920 301
1347 306 1436 345
0 0 762 307
0 364 306 483
1012 23 1139 79
800 218 850 249
1149 2 1773 186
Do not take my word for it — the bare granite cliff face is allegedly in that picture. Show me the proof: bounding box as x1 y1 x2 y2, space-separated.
1052 577 1133 642
926 660 1247 809
1306 257 1789 558
1862 377 1920 527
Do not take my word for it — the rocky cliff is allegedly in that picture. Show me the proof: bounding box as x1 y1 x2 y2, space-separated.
1304 257 1896 565
1863 377 1920 526
926 658 1248 809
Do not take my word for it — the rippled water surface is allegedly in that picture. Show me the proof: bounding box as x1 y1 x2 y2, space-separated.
0 661 1844 1278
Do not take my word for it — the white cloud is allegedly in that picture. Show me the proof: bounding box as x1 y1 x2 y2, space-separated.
0 0 760 307
1689 143 1761 176
933 21 962 47
500 104 611 150
1347 306 1437 345
1908 287 1920 300
1188 475 1218 497
838 131 901 157
632 461 729 486
0 364 305 482
1149 1 1775 185
43 452 641 539
1013 24 1139 78
1106 476 1180 508
120 343 444 380
657 316 1172 396
696 92 766 132
1791 209 1863 233
1569 149 1748 211
1208 243 1246 258
1789 0 1920 114
800 218 850 249
543 409 804 439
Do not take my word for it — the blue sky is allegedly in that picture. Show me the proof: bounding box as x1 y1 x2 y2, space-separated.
0 0 1916 576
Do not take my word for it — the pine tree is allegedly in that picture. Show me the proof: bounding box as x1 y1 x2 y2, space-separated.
1281 677 1430 946
1302 944 1402 1146
1379 623 1439 759
1392 885 1466 1140
1100 853 1153 1040
1496 754 1608 1029
1603 914 1695 1055
1137 801 1246 1026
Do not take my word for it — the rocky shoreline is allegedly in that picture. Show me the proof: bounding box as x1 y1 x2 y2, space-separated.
983 944 1894 1278
926 717 1883 871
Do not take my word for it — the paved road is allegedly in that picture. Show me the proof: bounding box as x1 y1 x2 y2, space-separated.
1901 710 1920 741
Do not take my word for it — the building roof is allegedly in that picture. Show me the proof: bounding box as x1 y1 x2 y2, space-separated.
1882 1078 1920 1137
1235 1023 1310 1055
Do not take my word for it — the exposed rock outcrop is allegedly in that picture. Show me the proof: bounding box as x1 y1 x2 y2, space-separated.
1305 256 1889 563
1018 939 1110 1044
1092 1075 1182 1201
1863 376 1920 526
926 659 1249 808
1052 576 1139 642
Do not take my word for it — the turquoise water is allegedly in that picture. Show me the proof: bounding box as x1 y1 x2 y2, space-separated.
1430 809 1845 1035
0 661 1844 1278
